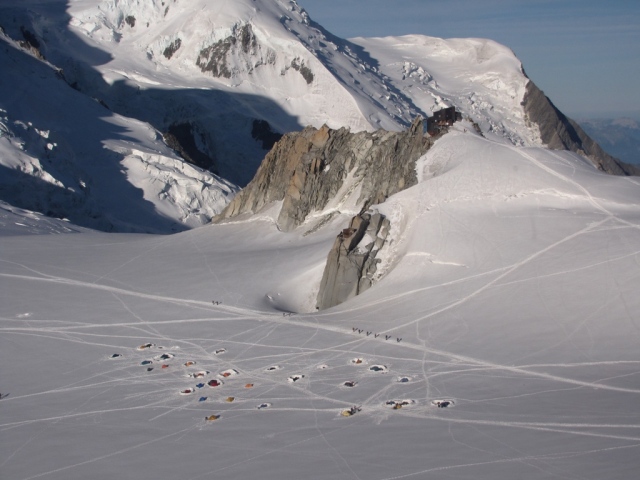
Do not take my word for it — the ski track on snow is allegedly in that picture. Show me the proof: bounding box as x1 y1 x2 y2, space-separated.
376 443 640 480
17 425 198 480
3 216 639 409
2 155 640 476
3 272 639 475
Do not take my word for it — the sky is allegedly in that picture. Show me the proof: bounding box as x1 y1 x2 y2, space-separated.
297 0 640 120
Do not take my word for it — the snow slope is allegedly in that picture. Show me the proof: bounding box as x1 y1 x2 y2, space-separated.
352 35 536 146
0 33 237 233
2 125 640 479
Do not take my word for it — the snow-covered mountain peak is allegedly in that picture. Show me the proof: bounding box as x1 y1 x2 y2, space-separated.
352 34 533 146
62 0 411 132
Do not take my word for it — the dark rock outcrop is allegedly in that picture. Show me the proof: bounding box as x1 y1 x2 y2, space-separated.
289 57 314 84
621 162 640 176
163 123 218 173
251 119 283 150
522 80 632 175
20 26 40 49
316 211 391 310
216 117 433 231
196 24 269 78
163 38 182 60
216 118 434 309
18 26 44 60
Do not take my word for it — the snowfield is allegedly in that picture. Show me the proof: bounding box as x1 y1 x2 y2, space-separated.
0 32 237 233
3 123 640 479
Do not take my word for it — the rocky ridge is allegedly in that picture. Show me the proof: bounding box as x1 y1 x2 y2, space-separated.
216 117 435 309
316 211 391 310
522 80 631 175
216 117 433 231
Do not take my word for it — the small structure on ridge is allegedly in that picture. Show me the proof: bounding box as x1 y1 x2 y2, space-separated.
427 106 462 135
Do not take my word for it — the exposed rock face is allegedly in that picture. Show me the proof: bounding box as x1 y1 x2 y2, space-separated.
17 26 44 60
316 211 391 310
216 117 433 231
163 38 182 59
217 119 433 309
196 23 275 78
287 57 314 84
216 118 434 309
522 80 631 175
251 119 283 150
163 123 218 173
622 163 640 176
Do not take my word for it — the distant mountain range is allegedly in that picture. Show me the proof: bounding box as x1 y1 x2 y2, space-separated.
578 118 640 166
